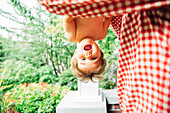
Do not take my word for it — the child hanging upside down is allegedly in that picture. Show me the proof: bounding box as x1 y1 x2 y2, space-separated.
63 15 112 81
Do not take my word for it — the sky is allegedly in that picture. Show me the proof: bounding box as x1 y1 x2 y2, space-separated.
0 0 38 39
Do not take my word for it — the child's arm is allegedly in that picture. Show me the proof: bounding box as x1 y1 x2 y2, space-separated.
103 17 112 38
98 17 112 40
103 17 112 30
63 16 76 42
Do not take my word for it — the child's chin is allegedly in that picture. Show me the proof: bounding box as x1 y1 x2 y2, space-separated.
80 38 95 45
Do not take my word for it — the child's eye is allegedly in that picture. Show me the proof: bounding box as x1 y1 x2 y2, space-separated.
81 58 85 60
91 57 97 60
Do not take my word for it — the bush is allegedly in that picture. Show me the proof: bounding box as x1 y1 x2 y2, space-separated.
0 68 13 112
2 60 40 87
99 74 117 89
1 60 59 91
38 65 59 84
99 49 119 89
2 82 69 113
59 69 77 90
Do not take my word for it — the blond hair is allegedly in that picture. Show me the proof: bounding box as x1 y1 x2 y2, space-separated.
71 51 106 82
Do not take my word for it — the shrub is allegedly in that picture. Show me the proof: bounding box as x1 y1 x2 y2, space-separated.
1 60 59 91
0 68 13 112
99 49 119 89
38 65 59 84
98 29 119 89
99 74 117 89
59 69 77 90
3 82 69 113
2 60 40 87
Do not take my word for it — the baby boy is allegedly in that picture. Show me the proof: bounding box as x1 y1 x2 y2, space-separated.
63 15 111 81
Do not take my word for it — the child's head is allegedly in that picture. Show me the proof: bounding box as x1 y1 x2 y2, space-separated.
71 38 106 82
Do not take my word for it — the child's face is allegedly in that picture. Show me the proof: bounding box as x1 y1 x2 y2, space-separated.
75 38 101 73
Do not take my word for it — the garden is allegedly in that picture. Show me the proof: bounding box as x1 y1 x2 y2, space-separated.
0 0 119 112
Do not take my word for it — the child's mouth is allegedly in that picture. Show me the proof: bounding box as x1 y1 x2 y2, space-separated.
84 44 92 51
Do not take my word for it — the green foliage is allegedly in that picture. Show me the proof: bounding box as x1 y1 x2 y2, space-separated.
100 72 117 89
0 36 46 68
59 69 78 90
3 82 69 113
1 60 59 91
0 0 120 91
1 0 76 74
1 60 39 87
0 41 5 62
98 28 119 61
99 28 119 89
38 65 59 84
100 47 119 89
0 68 13 111
0 36 13 63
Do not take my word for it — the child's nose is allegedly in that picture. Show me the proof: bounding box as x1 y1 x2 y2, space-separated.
85 51 92 57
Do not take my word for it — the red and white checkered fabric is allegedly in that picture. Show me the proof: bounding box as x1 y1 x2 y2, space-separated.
38 0 170 112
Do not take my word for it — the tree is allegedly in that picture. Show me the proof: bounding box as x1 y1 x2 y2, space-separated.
0 0 119 89
0 0 76 75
